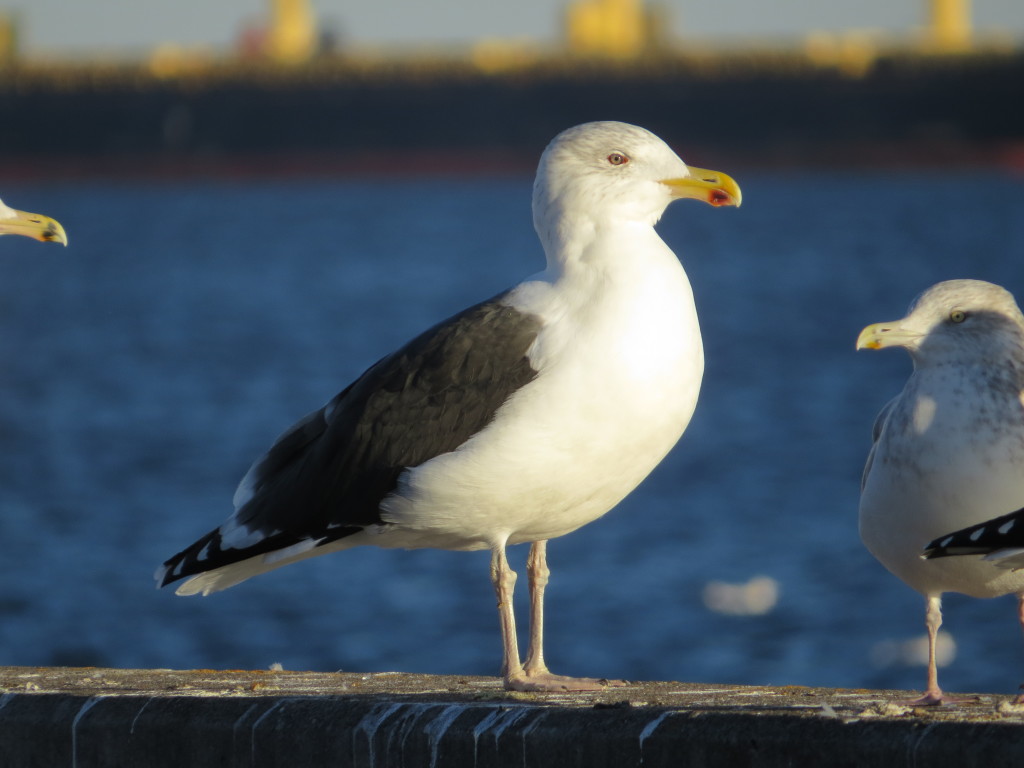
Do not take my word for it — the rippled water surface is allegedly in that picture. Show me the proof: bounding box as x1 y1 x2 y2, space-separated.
1 169 1023 695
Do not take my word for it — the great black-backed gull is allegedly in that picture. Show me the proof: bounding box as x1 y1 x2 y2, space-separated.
156 121 741 692
858 279 1024 704
0 198 67 245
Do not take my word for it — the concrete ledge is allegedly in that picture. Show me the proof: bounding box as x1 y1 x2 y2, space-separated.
2 666 1024 767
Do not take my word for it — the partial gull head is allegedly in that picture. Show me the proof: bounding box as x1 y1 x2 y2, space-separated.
0 197 68 246
856 279 1024 366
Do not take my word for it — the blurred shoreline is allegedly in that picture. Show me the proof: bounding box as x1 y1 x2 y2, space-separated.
1 143 1022 183
3 52 1024 178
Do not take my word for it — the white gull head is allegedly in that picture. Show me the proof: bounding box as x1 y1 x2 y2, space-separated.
531 121 740 267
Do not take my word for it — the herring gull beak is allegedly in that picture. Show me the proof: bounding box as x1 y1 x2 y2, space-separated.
856 322 919 351
661 167 742 208
0 202 68 246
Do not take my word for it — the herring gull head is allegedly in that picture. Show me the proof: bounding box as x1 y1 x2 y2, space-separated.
856 279 1024 367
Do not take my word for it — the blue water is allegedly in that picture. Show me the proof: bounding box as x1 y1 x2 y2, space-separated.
1 169 1023 695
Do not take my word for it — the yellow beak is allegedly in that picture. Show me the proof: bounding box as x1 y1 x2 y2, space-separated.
0 205 68 246
661 167 742 208
856 322 919 351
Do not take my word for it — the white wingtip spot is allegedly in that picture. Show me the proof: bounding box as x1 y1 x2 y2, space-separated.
153 564 168 585
220 523 275 551
940 536 954 548
969 527 986 542
999 519 1016 535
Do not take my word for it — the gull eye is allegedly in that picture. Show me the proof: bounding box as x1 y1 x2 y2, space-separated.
949 309 967 323
607 152 629 166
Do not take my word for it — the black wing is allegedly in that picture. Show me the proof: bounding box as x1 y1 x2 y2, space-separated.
922 507 1024 560
158 291 542 587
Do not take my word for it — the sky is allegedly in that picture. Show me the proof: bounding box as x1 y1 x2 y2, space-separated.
8 0 1024 56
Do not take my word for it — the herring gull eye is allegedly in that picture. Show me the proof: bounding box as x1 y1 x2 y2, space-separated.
949 310 967 323
607 152 629 166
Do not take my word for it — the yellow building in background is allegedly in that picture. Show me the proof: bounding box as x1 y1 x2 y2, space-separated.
0 12 18 64
927 0 972 52
565 0 666 59
268 0 317 64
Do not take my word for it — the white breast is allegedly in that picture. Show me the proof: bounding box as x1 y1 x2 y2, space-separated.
379 225 703 550
860 375 1024 599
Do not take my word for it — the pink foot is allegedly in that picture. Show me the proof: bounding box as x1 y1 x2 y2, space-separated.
504 671 629 692
900 689 973 706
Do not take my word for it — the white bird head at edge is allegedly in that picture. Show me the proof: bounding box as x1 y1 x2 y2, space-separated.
855 279 1024 367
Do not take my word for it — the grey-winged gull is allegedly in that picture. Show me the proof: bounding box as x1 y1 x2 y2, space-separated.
857 279 1024 705
155 121 741 692
0 198 67 245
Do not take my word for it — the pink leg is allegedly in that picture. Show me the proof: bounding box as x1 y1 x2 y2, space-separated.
1015 594 1024 705
501 540 625 692
522 539 550 677
904 594 953 706
489 546 524 682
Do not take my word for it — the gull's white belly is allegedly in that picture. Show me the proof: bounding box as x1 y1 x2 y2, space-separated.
860 391 1024 598
380 249 702 550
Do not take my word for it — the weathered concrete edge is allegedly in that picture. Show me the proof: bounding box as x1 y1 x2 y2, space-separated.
2 690 1023 768
3 668 1024 768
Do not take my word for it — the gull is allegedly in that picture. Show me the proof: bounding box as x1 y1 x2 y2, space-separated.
857 279 1024 704
156 121 741 691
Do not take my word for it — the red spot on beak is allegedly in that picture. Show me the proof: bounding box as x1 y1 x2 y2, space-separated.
708 189 732 207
